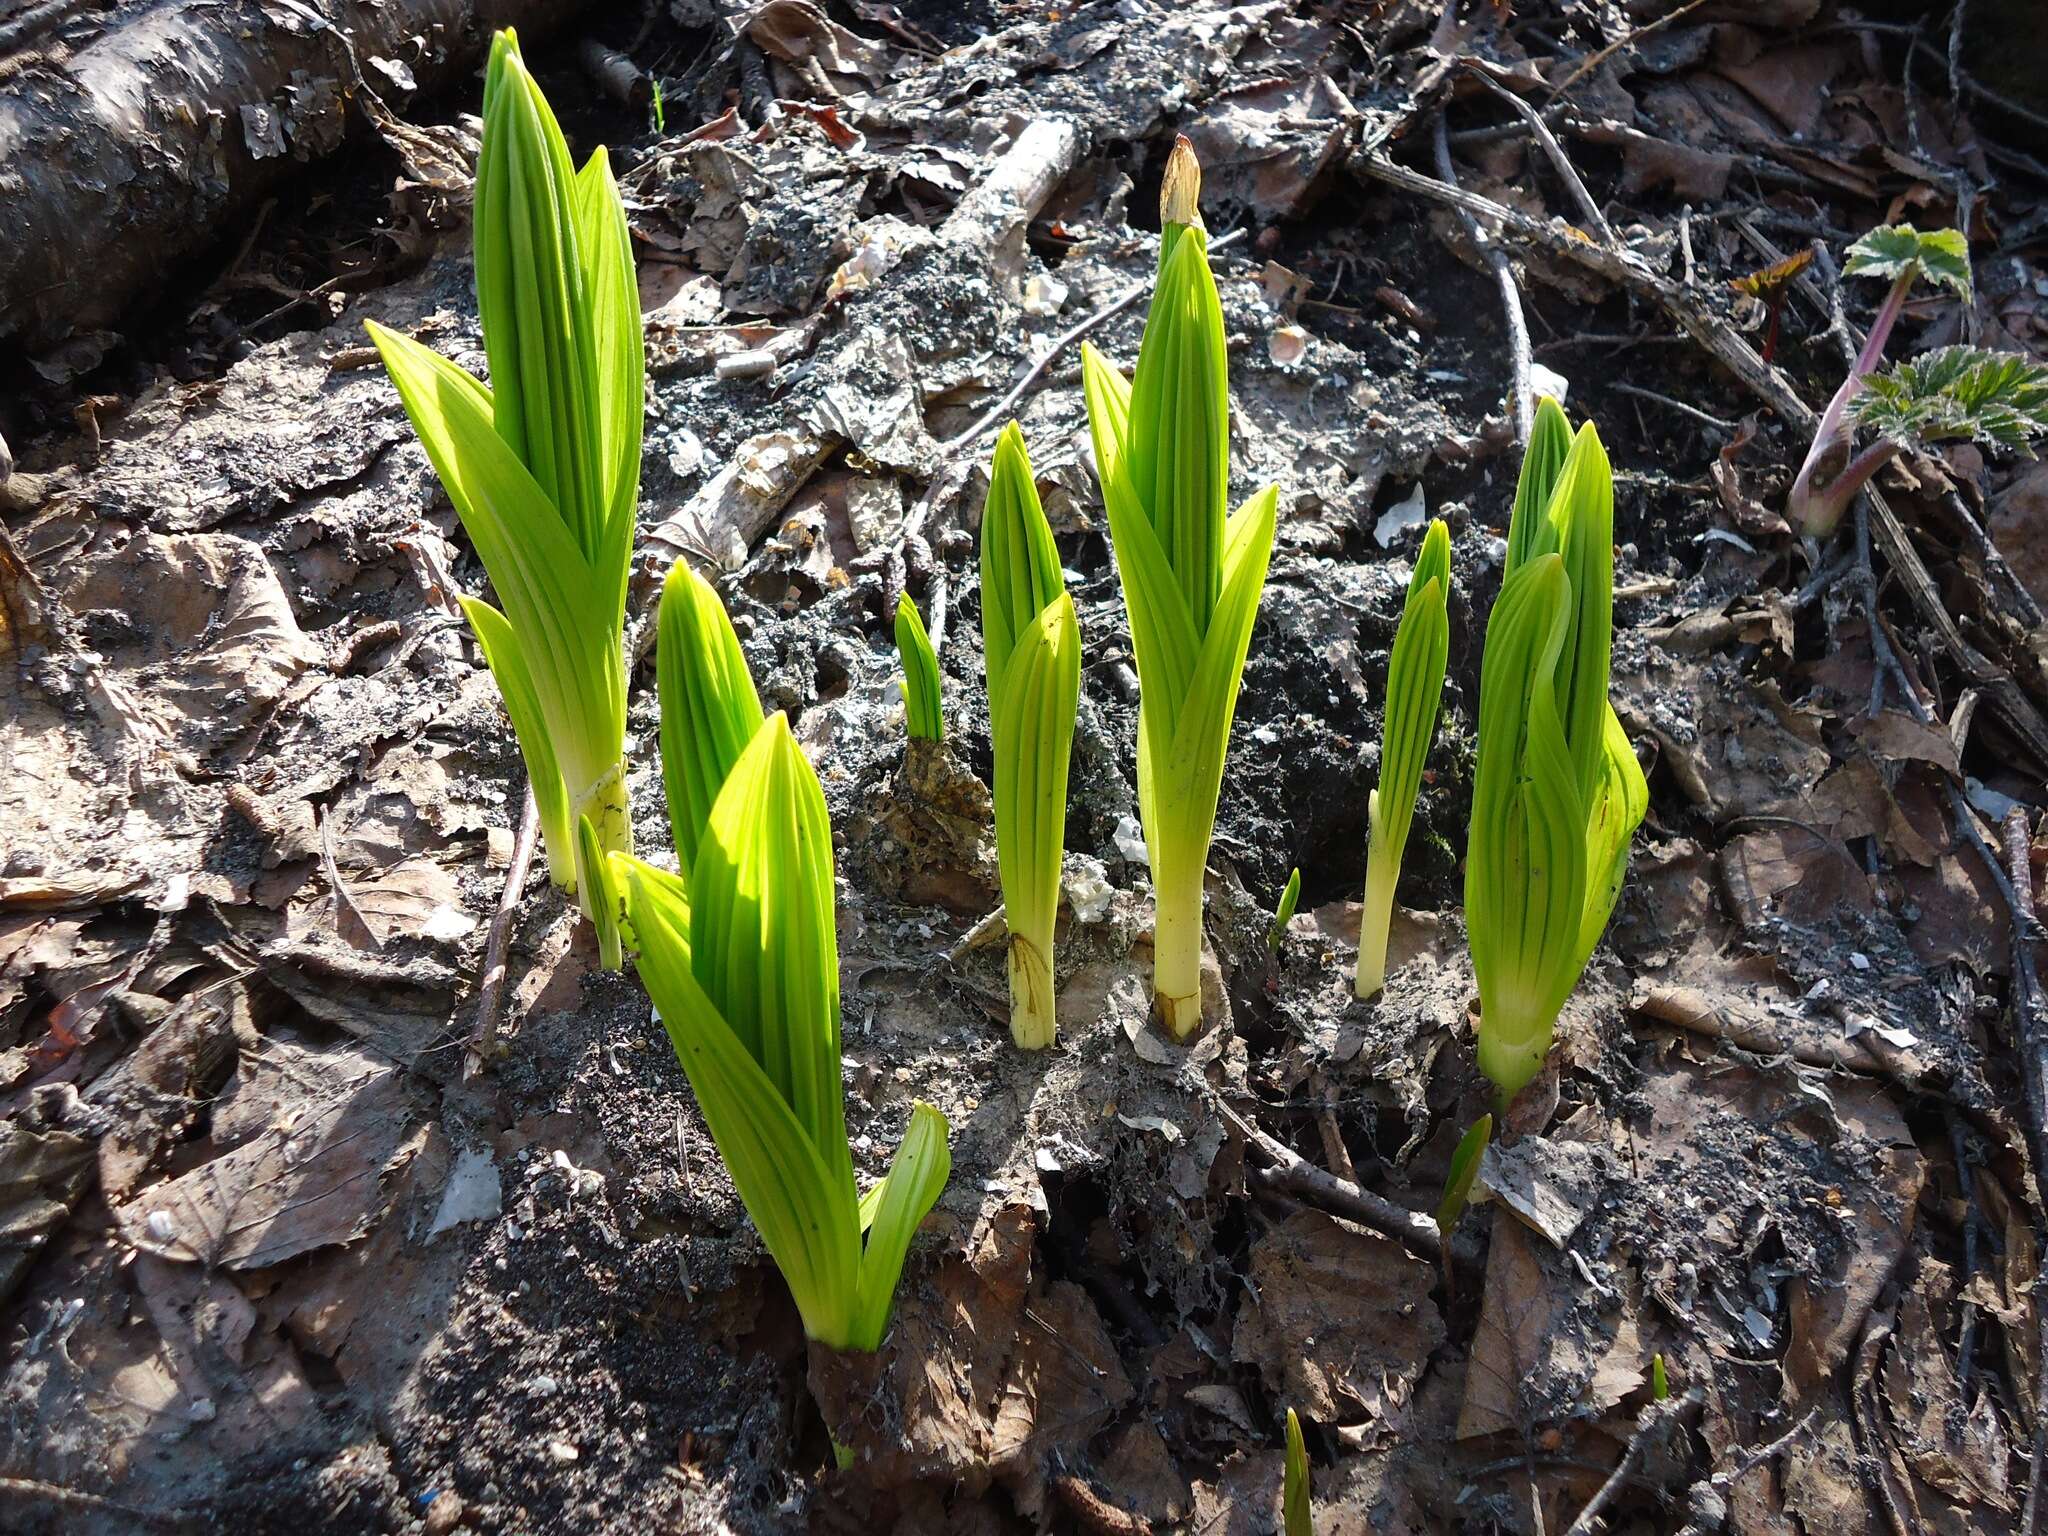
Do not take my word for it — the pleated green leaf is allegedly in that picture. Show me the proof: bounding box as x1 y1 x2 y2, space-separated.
979 422 1065 708
689 715 850 1175
460 596 573 889
895 594 944 742
1284 1408 1313 1536
1357 518 1451 998
1435 1113 1492 1236
1547 425 1620 814
989 593 1080 1049
1504 395 1573 578
1467 553 1585 1099
657 563 764 879
577 813 622 972
852 1101 951 1348
365 321 622 816
616 849 863 1347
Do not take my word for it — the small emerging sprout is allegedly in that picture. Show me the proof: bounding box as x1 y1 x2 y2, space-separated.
895 593 944 742
1283 1408 1313 1536
1081 136 1279 1039
618 580 950 1353
1435 1113 1492 1237
1356 518 1451 999
1268 866 1302 952
1651 1352 1671 1402
980 424 1081 1050
1467 401 1647 1103
1787 224 1972 537
367 32 642 949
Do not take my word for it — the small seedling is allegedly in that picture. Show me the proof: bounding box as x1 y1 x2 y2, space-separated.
980 424 1081 1049
896 593 944 742
1651 1352 1671 1401
1283 1407 1313 1536
1081 136 1278 1039
1357 518 1450 998
1435 1113 1492 1236
1467 400 1647 1102
367 31 642 948
1268 866 1302 952
1788 224 1973 537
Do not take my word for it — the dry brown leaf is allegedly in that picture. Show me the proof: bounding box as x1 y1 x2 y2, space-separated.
1232 1209 1443 1428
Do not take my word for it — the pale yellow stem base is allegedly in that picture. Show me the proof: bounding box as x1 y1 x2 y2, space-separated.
1152 878 1205 1040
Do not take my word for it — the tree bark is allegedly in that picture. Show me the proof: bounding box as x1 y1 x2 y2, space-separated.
0 0 572 352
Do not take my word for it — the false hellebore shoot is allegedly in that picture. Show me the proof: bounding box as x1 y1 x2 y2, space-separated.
617 571 951 1352
367 32 641 941
1082 136 1278 1039
1467 400 1647 1102
980 425 1081 1050
895 593 945 742
1356 518 1450 999
1284 1408 1314 1536
1268 865 1302 952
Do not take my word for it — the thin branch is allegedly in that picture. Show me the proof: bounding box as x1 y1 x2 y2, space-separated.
469 786 540 1066
1468 69 1616 244
1562 1387 1705 1536
1213 1093 1442 1260
1430 113 1533 444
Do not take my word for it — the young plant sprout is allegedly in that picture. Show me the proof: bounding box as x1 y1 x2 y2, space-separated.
616 578 950 1352
1268 866 1302 952
656 563 764 879
1081 136 1279 1039
1651 1352 1671 1402
1284 1408 1313 1536
1787 224 1972 537
980 424 1081 1050
1838 346 2048 504
367 31 642 939
895 593 944 742
1435 1112 1492 1237
1356 517 1451 999
1467 401 1647 1102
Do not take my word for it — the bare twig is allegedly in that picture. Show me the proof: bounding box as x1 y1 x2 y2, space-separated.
469 787 541 1064
1543 0 1714 106
1213 1094 1442 1260
1468 69 1615 244
1607 382 1735 433
1431 112 1533 445
942 227 1246 454
1562 1387 1705 1536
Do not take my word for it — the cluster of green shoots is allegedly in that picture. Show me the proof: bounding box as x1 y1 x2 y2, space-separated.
370 46 1662 1356
1788 224 2048 537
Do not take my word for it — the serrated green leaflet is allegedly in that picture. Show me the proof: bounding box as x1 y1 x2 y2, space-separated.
1284 1408 1313 1536
1079 142 1277 1038
1468 415 1646 1101
616 711 951 1351
1357 518 1450 998
1844 223 1973 298
1851 345 2048 452
369 31 641 944
657 563 764 880
895 594 944 742
980 425 1080 1049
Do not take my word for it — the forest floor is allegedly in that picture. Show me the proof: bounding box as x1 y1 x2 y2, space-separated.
5 2 2048 1533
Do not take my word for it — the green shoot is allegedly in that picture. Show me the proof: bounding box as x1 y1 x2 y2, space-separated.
980 424 1081 1050
657 563 764 881
1435 1112 1491 1236
895 594 944 742
650 76 666 135
1268 866 1302 952
1467 401 1646 1102
1081 136 1278 1039
617 580 950 1351
1830 344 2048 508
1284 1408 1313 1536
1651 1352 1670 1401
367 31 641 947
1356 518 1450 998
1788 224 1972 537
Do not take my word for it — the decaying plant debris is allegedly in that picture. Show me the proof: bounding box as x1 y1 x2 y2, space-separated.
4 2 2048 1533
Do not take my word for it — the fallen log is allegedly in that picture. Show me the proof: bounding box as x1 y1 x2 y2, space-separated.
0 0 570 353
